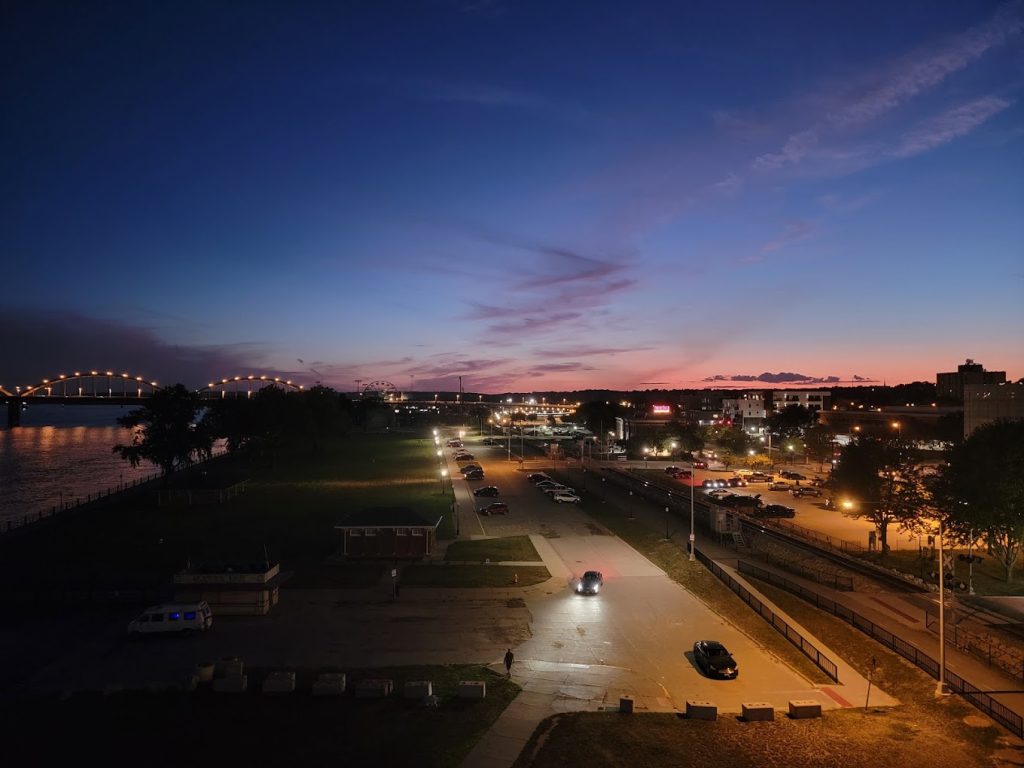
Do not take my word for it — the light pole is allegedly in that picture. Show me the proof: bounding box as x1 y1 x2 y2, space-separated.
628 490 634 520
689 460 696 561
643 447 649 469
936 519 948 696
440 468 448 494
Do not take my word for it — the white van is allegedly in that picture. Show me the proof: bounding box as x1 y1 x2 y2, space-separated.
128 602 213 635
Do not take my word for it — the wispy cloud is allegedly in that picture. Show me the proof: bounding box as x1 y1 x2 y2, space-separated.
750 2 1021 176
529 362 595 374
533 345 643 358
828 1 1022 128
891 96 1012 158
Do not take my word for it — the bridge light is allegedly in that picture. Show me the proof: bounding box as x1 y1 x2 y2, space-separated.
91 371 97 375
260 376 267 380
136 376 143 381
208 383 214 388
106 371 113 376
59 374 66 379
150 382 158 386
274 377 280 382
43 379 49 383
234 376 241 381
285 380 292 385
74 372 81 376
248 375 254 380
222 379 228 383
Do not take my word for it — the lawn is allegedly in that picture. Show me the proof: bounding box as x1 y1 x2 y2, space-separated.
855 548 1024 597
445 536 542 563
0 433 453 589
3 665 519 768
401 564 551 588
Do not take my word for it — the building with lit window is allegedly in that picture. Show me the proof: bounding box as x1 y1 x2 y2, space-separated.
937 359 1005 402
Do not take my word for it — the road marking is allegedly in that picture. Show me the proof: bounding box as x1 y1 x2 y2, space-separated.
820 686 853 707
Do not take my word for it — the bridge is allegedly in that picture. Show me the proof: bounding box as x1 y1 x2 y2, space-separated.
1 370 578 427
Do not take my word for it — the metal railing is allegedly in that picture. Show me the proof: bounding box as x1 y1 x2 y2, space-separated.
740 561 1023 738
694 549 840 682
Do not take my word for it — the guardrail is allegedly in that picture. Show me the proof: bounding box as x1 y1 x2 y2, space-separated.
739 560 1023 738
694 549 840 682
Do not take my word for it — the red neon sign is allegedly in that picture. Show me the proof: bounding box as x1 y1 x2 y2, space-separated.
652 405 671 414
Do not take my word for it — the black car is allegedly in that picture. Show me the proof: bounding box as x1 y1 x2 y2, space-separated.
464 469 485 480
575 570 604 595
473 486 500 497
780 471 806 480
664 466 682 475
701 478 725 489
791 486 822 498
727 477 747 487
693 640 739 679
454 453 475 461
478 502 508 515
758 504 796 518
459 464 482 474
527 473 552 484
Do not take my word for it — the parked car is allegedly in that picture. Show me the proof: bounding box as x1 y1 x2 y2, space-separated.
478 502 508 515
552 492 581 504
746 472 773 483
701 478 725 489
707 489 731 499
664 466 683 475
575 570 604 595
464 469 485 480
780 471 806 480
727 477 747 487
692 460 708 469
128 602 213 635
543 485 576 496
768 481 790 491
669 468 692 479
535 480 560 490
693 640 739 679
459 464 482 474
527 473 551 484
446 439 463 448
454 453 475 461
810 477 825 487
791 486 822 498
757 504 796 518
715 493 763 510
473 486 500 497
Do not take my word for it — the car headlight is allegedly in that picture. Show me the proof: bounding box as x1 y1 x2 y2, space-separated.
592 585 599 593
575 584 582 592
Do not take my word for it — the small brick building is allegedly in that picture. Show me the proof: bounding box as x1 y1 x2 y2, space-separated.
335 507 442 559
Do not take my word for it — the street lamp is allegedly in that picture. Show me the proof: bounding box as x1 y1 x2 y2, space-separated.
440 468 448 493
643 447 649 469
935 520 948 696
688 458 696 561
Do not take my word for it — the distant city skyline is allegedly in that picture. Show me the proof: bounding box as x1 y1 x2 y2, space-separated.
3 1 1022 392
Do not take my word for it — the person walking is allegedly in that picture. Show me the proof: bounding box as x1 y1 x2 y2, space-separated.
503 648 514 677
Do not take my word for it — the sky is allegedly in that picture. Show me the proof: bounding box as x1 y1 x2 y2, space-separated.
2 0 1022 394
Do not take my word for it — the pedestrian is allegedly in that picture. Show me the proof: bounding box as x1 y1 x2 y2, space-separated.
504 648 514 677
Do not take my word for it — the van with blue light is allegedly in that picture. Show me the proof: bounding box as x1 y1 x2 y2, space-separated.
128 602 213 635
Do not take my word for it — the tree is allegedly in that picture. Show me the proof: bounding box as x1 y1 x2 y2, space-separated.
830 437 928 554
934 421 1024 582
575 400 625 442
767 404 816 439
803 424 836 471
114 384 212 481
717 427 751 456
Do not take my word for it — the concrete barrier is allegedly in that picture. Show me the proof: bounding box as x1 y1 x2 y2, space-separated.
356 679 393 698
403 681 433 700
194 663 215 685
262 671 296 694
686 700 718 721
214 657 243 679
788 699 822 719
458 680 487 699
619 696 634 713
741 702 774 722
312 673 347 696
213 674 247 693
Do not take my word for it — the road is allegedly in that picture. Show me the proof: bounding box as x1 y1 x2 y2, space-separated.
451 439 845 713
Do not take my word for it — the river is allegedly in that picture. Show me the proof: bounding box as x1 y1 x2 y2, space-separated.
0 404 163 527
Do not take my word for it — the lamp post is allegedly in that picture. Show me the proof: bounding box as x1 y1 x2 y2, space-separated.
440 468 448 494
602 476 606 503
643 447 649 469
688 460 696 561
936 519 948 696
628 490 634 520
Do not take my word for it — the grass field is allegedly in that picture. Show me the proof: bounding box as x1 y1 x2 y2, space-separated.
0 433 453 589
401 564 550 588
3 665 519 768
444 536 542 563
855 548 1024 597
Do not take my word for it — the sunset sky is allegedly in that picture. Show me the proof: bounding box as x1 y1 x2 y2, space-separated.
3 1 1022 393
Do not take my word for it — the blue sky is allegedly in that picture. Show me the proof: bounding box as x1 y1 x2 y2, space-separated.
2 0 1022 392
